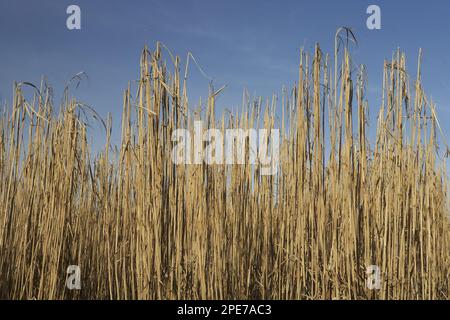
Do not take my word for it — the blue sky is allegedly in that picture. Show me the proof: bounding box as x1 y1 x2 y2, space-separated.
1 0 450 153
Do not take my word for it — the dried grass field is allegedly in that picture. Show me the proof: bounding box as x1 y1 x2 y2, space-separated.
0 32 449 299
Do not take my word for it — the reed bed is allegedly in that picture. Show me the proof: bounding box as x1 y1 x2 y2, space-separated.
0 34 449 299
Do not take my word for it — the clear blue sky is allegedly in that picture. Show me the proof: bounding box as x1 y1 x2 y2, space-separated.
1 0 450 153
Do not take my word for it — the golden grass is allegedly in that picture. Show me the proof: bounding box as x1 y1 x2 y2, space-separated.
0 36 449 300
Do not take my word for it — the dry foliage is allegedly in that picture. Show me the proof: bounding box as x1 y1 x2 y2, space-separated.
0 36 449 299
